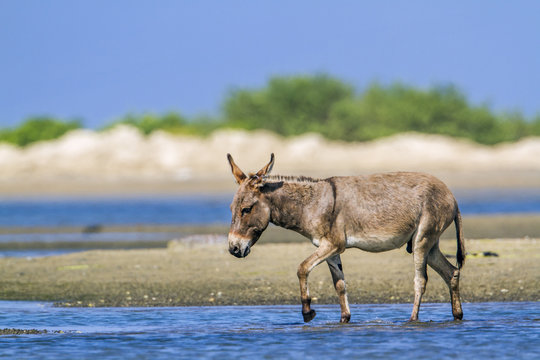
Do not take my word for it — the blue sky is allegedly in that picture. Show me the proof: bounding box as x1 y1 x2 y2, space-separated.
1 1 539 128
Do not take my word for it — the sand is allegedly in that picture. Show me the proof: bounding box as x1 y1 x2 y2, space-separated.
0 238 538 307
1 126 540 196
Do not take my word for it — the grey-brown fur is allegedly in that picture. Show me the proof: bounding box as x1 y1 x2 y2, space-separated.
227 153 465 323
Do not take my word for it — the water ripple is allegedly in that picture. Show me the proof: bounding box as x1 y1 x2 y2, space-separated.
0 302 538 359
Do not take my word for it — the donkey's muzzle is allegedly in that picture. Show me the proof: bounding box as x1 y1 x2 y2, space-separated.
229 245 241 257
228 233 251 258
229 244 250 258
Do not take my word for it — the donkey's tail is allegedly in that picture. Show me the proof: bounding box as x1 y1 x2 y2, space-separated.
454 205 465 269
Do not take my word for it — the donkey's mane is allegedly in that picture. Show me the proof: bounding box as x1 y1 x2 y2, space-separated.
263 174 323 184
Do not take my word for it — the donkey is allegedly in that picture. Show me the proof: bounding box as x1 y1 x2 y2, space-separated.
227 153 465 323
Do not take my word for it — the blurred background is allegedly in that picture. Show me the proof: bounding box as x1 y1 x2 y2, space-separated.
1 1 539 256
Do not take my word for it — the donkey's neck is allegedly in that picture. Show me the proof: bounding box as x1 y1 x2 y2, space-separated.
262 177 333 239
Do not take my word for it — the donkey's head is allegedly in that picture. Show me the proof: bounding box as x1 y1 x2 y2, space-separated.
226 153 275 258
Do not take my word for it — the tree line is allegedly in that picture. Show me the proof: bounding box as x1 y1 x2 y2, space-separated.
2 75 539 147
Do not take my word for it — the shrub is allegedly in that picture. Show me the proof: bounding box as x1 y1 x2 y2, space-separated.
0 117 81 147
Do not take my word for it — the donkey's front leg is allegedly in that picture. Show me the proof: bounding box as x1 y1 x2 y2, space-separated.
297 241 338 323
327 254 351 323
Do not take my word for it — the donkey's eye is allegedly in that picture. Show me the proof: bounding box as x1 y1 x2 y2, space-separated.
241 207 252 216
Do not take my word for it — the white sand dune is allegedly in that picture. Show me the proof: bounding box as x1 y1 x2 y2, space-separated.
0 125 539 193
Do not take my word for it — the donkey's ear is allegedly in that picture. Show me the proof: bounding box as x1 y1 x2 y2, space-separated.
227 154 247 184
255 153 275 178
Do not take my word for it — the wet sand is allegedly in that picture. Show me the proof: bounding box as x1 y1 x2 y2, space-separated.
0 238 538 307
0 328 61 335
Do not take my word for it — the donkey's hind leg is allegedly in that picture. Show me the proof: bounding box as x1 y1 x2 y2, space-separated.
327 254 351 323
427 244 463 320
409 233 435 322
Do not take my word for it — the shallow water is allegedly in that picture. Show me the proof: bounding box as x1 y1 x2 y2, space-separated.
0 301 538 359
1 188 540 228
0 195 231 228
0 231 180 258
1 189 539 257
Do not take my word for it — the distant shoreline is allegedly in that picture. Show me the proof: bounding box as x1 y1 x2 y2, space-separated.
1 169 540 199
1 128 539 196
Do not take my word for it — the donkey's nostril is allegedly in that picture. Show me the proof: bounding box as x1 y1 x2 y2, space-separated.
230 245 240 256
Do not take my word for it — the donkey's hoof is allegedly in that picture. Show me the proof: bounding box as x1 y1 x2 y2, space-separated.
302 309 316 323
340 314 351 324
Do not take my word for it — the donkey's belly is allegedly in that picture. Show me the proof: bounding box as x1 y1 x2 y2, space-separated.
346 232 411 252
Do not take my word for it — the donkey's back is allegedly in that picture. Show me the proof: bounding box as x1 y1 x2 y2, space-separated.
329 172 459 252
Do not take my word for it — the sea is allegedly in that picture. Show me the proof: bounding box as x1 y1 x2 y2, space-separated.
0 301 538 359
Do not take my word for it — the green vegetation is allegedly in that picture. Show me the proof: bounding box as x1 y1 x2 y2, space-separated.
0 117 81 147
104 112 188 135
222 77 540 145
103 112 220 136
2 75 540 147
224 75 354 135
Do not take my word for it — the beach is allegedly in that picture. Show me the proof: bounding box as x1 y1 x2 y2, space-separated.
1 128 539 307
1 126 540 197
0 237 538 307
